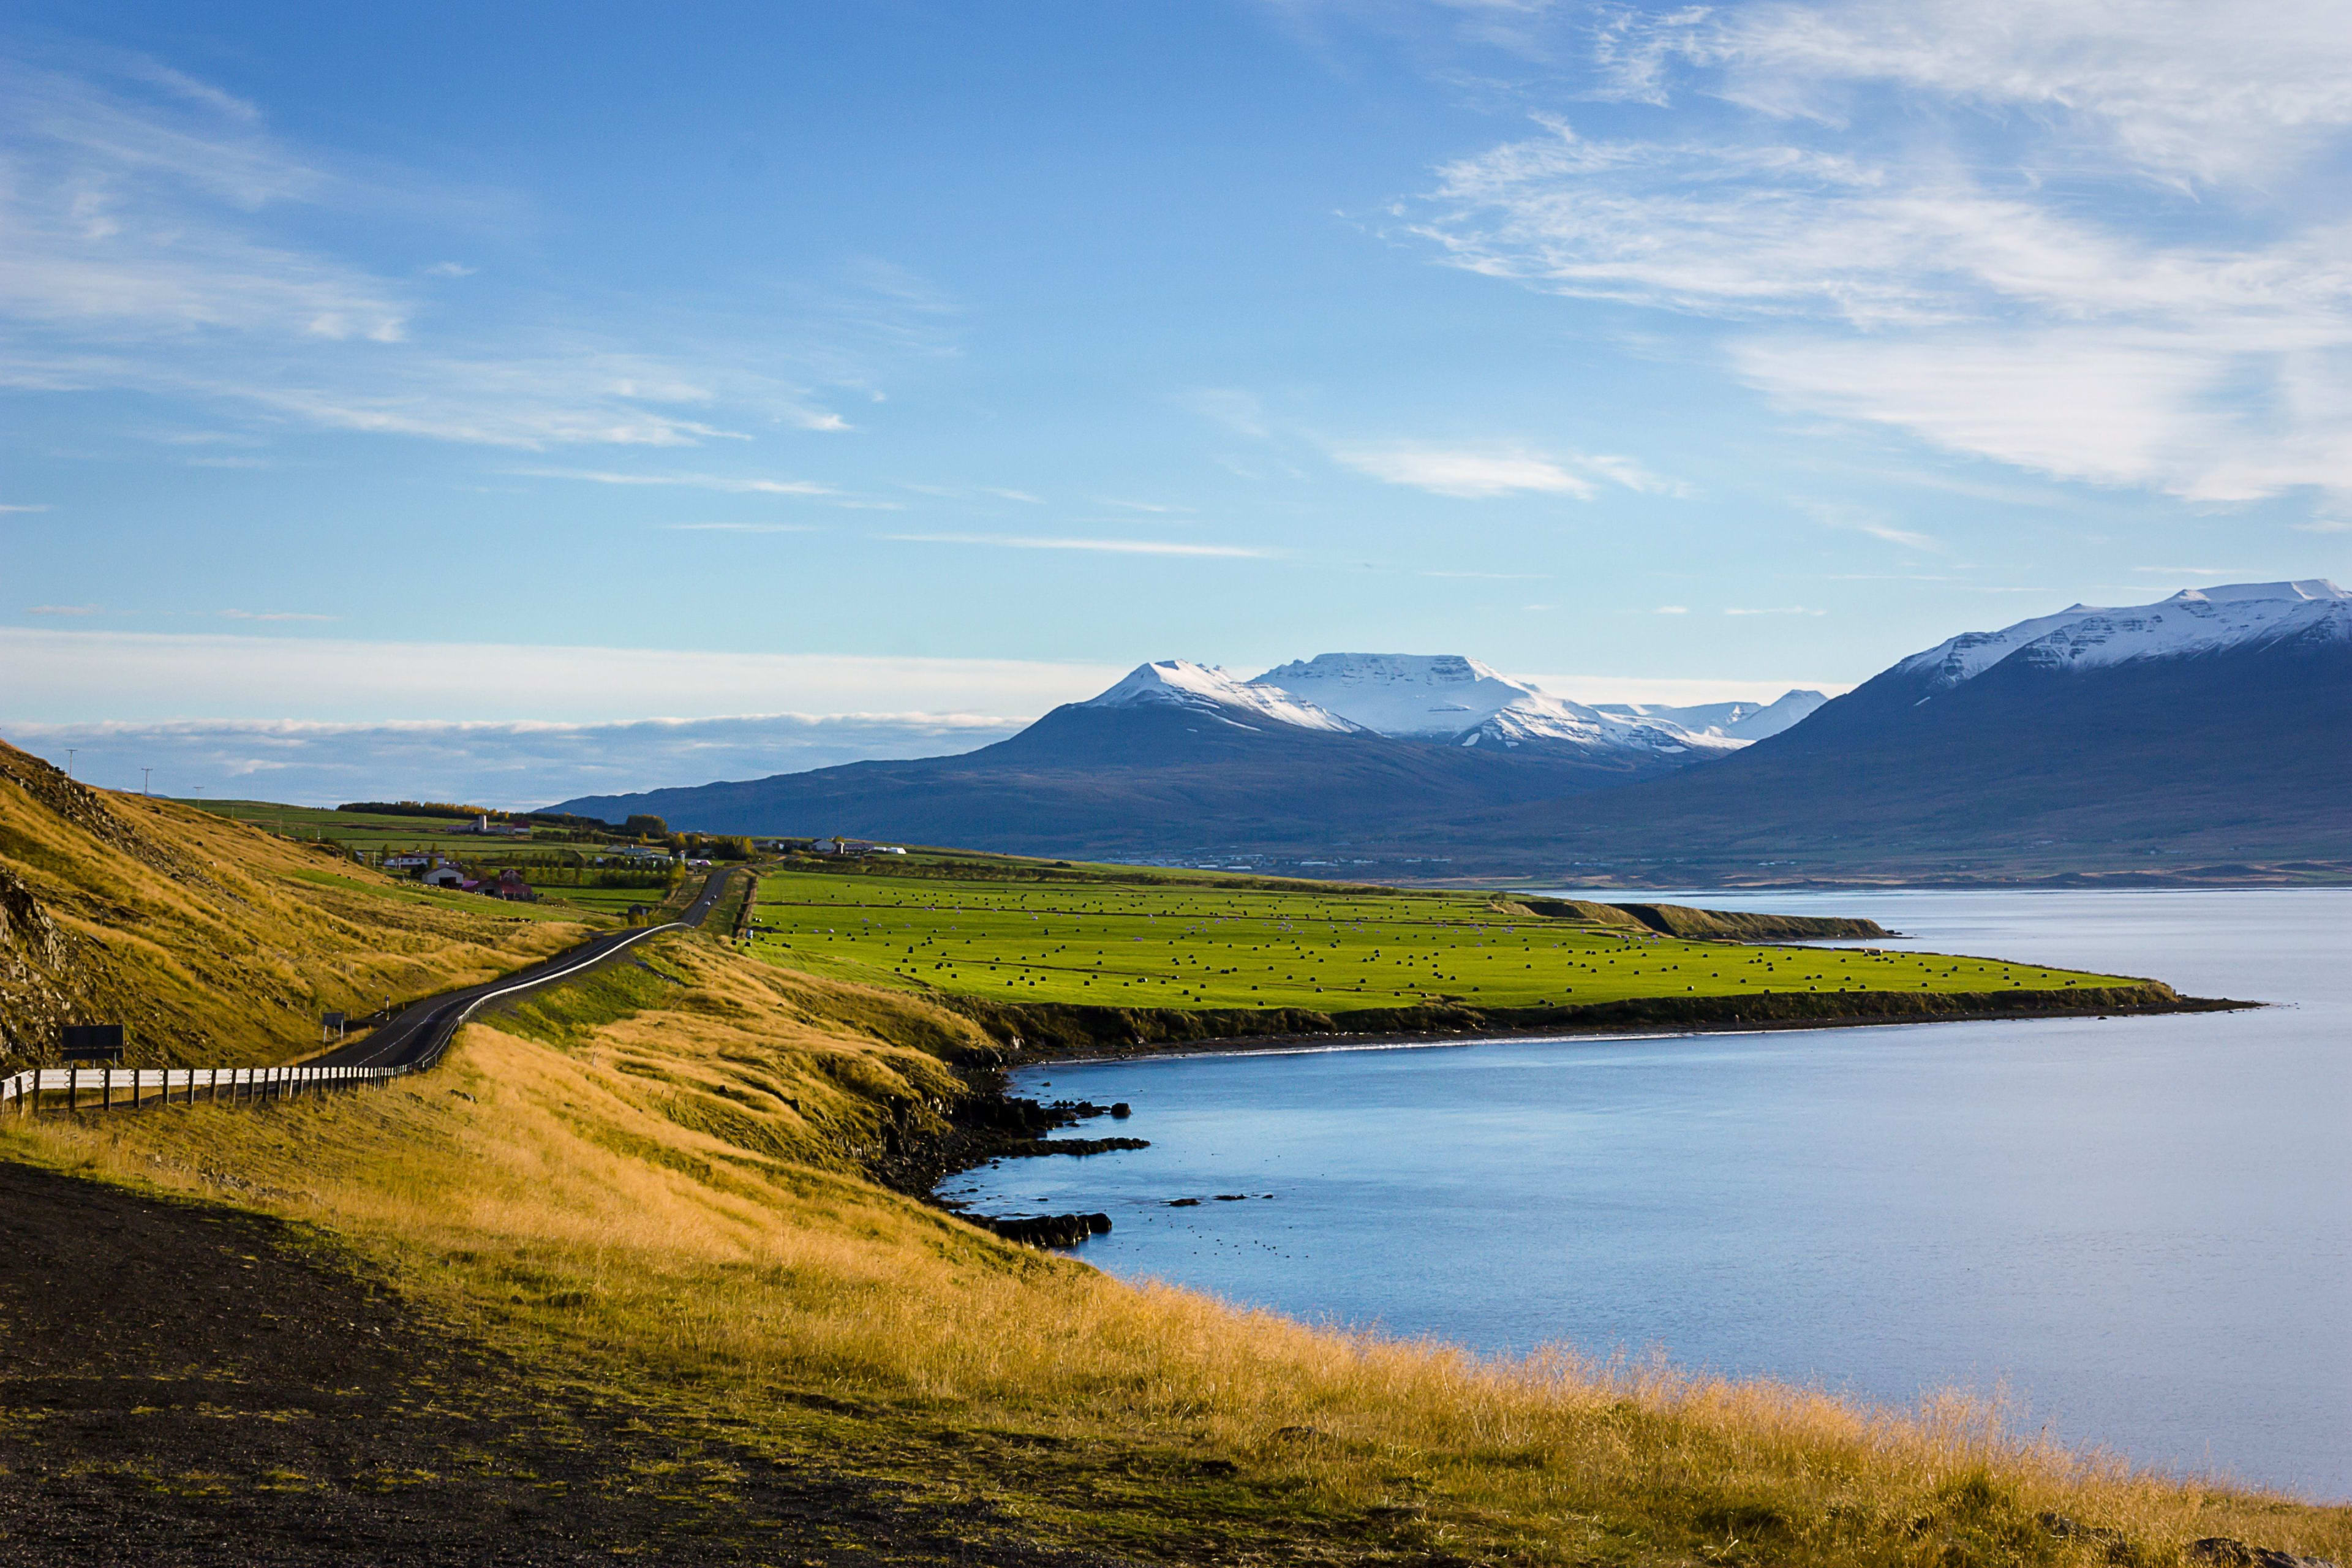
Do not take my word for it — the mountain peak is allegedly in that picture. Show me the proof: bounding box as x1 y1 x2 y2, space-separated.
2164 578 2345 606
1078 660 1362 733
1250 653 1548 737
1902 579 2352 689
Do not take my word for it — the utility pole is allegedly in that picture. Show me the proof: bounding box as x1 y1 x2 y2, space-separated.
141 767 152 796
66 748 75 779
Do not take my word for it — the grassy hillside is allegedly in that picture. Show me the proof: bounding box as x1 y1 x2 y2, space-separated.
5 931 2342 1564
2 767 2332 1561
0 739 602 1068
745 858 2139 1012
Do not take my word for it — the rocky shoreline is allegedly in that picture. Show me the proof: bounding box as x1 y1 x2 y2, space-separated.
941 981 2243 1064
888 983 2250 1246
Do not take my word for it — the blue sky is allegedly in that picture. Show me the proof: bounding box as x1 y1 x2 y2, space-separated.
4 1 2347 803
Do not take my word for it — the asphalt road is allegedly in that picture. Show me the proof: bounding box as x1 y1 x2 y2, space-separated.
312 867 740 1072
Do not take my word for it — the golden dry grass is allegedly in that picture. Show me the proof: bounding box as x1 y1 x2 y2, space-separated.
9 932 2344 1567
0 738 599 1066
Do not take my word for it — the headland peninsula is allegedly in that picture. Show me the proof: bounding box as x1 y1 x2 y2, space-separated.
0 749 2336 1567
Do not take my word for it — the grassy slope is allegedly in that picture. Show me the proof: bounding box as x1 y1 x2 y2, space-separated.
5 774 2337 1561
7 933 2343 1566
745 859 2143 1014
0 739 602 1066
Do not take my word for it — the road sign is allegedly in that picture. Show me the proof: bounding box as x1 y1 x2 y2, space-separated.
59 1024 124 1062
322 1011 347 1039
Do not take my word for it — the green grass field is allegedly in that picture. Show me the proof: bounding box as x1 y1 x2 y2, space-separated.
176 797 640 859
748 862 2136 1009
545 884 676 918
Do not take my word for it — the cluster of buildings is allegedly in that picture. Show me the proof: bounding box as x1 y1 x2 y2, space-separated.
384 854 538 901
809 837 907 858
443 813 532 839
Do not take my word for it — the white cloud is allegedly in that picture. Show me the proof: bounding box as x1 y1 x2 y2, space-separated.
1406 3 2352 502
26 604 99 616
1724 606 1826 616
220 609 335 622
0 627 1126 725
1651 605 1689 614
1856 523 1939 550
0 712 1030 811
0 56 865 448
1653 0 2352 186
1335 442 1683 499
881 533 1272 558
660 522 816 533
0 503 53 513
514 467 833 496
1522 673 1854 704
2291 519 2351 533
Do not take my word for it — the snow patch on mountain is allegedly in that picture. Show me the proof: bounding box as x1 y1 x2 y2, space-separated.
1079 660 1363 733
1248 652 1744 758
1899 580 2351 690
1250 654 1546 737
1596 690 1828 742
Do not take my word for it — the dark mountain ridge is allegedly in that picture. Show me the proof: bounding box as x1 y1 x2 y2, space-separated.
554 584 2352 880
556 698 1684 854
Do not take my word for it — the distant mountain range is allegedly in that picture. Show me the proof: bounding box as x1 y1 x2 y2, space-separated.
554 580 2351 882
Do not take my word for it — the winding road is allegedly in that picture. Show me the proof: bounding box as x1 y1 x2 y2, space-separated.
311 867 741 1072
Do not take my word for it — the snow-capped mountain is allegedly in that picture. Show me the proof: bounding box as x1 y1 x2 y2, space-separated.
1594 690 1828 742
551 578 2349 873
1245 653 1747 758
1080 660 1363 733
1458 577 2352 878
1898 580 2350 690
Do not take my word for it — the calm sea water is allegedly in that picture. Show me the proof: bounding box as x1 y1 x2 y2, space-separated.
950 889 2351 1500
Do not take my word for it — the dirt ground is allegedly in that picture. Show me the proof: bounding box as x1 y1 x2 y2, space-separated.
0 1160 1128 1567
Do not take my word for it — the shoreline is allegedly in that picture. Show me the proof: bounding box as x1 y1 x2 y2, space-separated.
906 985 2251 1206
943 982 2241 1068
1019 992 2259 1069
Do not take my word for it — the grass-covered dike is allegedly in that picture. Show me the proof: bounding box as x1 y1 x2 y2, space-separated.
740 854 2213 1060
0 767 2332 1565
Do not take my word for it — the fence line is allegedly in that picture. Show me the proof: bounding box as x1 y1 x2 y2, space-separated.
1 916 693 1117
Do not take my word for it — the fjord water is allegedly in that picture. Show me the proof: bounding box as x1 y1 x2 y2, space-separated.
952 889 2351 1499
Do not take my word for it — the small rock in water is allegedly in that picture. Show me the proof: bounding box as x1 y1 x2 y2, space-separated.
1110 1101 1132 1118
1168 1197 1200 1207
1213 1193 1250 1201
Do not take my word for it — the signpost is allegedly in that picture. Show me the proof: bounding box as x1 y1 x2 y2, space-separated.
59 1024 124 1063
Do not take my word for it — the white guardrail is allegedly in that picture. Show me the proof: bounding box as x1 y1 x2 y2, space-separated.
2 1062 400 1112
0 916 693 1117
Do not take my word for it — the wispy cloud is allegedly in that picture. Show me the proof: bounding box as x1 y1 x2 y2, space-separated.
0 503 52 513
1651 605 1690 614
1333 442 1676 499
220 609 335 622
1403 1 2352 502
0 712 1033 809
26 604 100 616
513 467 834 496
1857 523 1941 550
2291 519 2351 533
0 627 1125 725
882 532 1272 558
1724 606 1826 616
0 55 874 449
1420 569 1553 579
660 522 816 533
